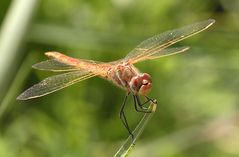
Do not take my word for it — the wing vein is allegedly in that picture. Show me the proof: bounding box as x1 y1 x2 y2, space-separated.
124 19 215 64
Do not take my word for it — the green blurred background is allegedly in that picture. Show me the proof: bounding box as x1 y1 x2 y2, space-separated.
0 0 239 157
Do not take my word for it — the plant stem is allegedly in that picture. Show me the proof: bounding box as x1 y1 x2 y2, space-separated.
0 0 39 103
114 101 157 157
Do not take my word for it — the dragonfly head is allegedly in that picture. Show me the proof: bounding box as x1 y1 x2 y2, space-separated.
129 73 152 95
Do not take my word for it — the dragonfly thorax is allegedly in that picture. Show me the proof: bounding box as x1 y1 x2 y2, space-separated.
129 73 152 95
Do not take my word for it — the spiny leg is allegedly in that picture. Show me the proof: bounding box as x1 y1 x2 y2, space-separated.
133 95 152 113
145 95 157 104
119 93 133 138
137 96 150 108
137 95 157 108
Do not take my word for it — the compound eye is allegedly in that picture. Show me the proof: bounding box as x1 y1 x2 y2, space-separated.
142 79 149 85
139 80 152 96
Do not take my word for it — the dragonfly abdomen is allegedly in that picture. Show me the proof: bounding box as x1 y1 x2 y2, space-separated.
45 52 107 73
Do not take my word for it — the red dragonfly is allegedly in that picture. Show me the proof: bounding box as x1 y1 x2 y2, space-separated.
17 19 215 135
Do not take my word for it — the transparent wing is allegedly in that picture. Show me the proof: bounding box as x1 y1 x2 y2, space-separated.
108 47 188 64
32 59 81 72
17 70 99 100
144 46 190 61
124 19 215 64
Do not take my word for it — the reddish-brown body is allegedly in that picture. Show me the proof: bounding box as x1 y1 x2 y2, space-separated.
100 62 152 95
106 63 138 91
46 52 152 95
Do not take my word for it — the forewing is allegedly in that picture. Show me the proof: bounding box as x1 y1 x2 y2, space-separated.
124 19 215 64
32 59 80 72
17 70 98 100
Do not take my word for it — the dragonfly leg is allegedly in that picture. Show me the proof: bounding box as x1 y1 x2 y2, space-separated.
136 95 157 109
139 97 150 108
133 95 152 113
119 93 134 138
145 96 157 105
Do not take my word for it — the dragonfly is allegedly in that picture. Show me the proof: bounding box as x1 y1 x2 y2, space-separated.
17 19 215 136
